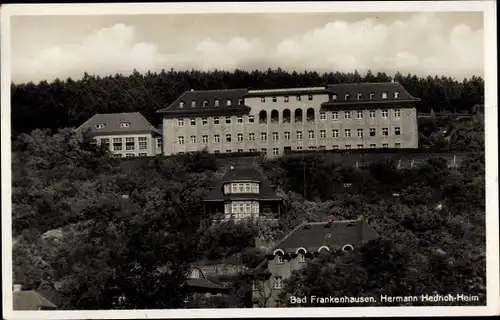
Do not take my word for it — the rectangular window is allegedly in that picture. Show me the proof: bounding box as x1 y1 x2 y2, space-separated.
226 149 232 153
357 144 363 149
276 256 284 265
178 119 184 126
273 148 279 155
245 183 251 193
308 130 315 139
202 135 208 143
345 129 351 138
214 135 220 143
284 132 290 140
120 122 130 128
225 116 231 124
157 138 162 149
237 116 243 124
237 133 243 142
252 201 259 213
213 117 220 125
308 94 313 101
345 144 351 150
332 111 339 120
394 109 401 118
394 127 401 135
370 128 376 136
125 137 135 151
370 144 376 148
245 202 251 212
261 133 267 141
332 144 339 150
261 97 266 103
272 132 278 141
296 146 303 150
178 136 184 145
226 134 231 142
261 148 267 153
272 96 277 102
202 118 208 125
344 111 351 119
332 129 339 138
382 143 389 148
249 133 255 141
308 146 316 150
190 118 196 126
320 112 326 120
296 95 301 101
248 115 255 123
357 129 363 138
238 183 245 193
284 96 289 103
298 253 306 263
382 128 389 136
320 130 326 139
296 131 302 140
249 148 256 152
138 153 147 157
112 138 122 151
382 110 388 118
369 110 376 118
190 136 196 144
357 111 363 119
125 153 135 158
138 137 147 150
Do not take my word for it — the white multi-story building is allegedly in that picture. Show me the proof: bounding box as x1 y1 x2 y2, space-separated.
156 82 420 157
76 112 163 157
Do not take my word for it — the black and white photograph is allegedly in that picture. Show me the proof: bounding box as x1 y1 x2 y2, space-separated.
1 1 498 319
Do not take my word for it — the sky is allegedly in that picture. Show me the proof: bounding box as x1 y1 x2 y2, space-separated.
9 11 484 84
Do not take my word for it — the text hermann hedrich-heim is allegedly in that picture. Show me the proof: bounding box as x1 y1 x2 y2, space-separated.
289 293 480 305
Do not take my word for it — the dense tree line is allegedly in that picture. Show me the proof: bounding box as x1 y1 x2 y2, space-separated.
11 69 484 136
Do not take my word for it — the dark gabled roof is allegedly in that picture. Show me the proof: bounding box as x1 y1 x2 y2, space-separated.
323 82 420 105
203 167 280 201
273 218 378 254
76 112 161 137
183 266 229 292
13 290 57 310
156 89 249 114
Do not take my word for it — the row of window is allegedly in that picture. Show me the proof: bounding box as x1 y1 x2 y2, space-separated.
223 183 260 194
112 153 149 158
99 137 162 151
224 201 260 214
180 91 402 109
177 127 402 144
95 122 131 129
176 143 402 156
176 109 402 126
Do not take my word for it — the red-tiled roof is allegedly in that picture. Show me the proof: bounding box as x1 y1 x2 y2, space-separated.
13 290 57 310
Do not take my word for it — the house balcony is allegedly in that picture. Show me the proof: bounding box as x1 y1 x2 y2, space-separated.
211 213 279 227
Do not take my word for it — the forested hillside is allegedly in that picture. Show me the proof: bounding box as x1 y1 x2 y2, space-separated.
12 108 485 308
11 69 484 136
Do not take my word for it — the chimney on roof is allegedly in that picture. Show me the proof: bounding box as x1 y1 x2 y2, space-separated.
13 284 22 292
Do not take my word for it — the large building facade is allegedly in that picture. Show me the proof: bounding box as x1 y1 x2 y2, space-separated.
157 82 420 157
77 112 163 157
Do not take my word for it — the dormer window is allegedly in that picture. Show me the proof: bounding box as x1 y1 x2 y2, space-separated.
238 98 244 105
227 99 232 106
342 244 354 252
276 255 284 264
357 93 363 100
203 100 208 107
120 122 130 128
272 96 277 103
191 100 196 108
345 93 351 100
369 92 375 99
95 123 106 129
215 99 220 107
179 101 185 108
331 94 337 100
225 182 260 194
394 92 400 99
382 92 388 99
190 268 201 279
284 96 289 103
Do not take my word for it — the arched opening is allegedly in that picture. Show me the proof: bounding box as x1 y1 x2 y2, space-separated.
283 109 291 123
318 246 330 253
342 244 354 252
296 248 307 263
294 109 303 123
306 108 315 122
271 110 279 123
259 110 267 124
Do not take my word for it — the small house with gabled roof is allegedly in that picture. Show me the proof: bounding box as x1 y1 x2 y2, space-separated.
76 112 163 158
248 217 379 307
203 166 282 226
